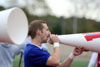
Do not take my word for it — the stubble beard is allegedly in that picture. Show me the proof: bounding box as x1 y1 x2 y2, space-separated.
42 38 48 43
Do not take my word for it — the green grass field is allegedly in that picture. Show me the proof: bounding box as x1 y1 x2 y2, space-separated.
71 60 89 67
13 56 23 67
60 59 89 67
13 56 89 67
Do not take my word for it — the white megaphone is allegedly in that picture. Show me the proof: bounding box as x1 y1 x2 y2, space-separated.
0 7 28 45
58 32 100 53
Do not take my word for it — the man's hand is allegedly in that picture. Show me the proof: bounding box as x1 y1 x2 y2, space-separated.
49 34 59 44
73 47 84 56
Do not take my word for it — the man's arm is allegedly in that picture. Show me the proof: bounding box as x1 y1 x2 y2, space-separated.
57 47 84 67
46 34 60 66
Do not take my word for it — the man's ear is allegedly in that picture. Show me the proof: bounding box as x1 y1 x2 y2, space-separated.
37 29 41 35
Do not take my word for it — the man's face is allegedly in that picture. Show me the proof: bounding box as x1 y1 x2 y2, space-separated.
41 23 50 43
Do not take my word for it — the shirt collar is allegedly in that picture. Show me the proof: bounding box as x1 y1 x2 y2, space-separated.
30 43 42 49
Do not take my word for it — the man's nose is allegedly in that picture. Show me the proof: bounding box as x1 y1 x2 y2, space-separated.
48 31 51 36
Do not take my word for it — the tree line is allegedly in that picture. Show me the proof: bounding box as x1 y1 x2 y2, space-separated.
0 6 100 35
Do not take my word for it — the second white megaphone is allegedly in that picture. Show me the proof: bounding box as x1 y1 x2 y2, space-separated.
58 32 100 53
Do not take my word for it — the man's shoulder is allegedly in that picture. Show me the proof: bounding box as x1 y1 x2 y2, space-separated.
25 44 42 53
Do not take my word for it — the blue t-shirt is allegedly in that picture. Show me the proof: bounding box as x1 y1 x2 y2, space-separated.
24 44 55 67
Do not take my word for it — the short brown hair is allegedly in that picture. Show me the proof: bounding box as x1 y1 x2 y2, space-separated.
29 20 46 39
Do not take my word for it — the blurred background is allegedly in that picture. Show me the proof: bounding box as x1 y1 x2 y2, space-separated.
0 0 100 67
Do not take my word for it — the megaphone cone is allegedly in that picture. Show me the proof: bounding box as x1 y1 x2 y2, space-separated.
0 7 28 45
58 32 100 53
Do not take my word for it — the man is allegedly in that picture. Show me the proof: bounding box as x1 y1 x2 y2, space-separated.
24 20 84 67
